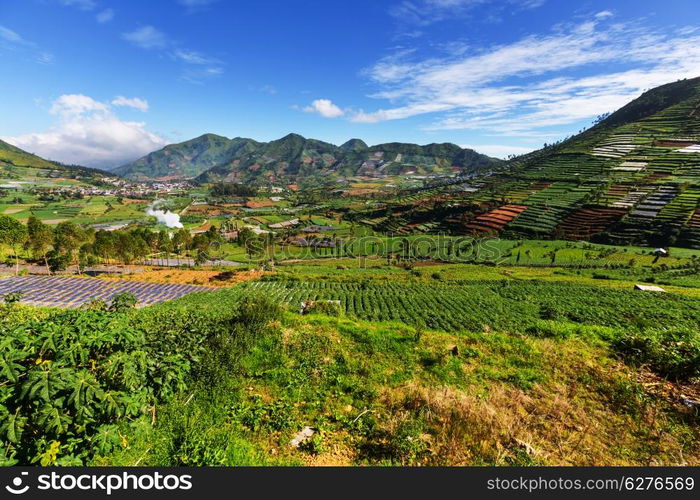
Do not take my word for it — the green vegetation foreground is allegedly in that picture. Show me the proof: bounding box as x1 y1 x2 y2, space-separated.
1 276 700 466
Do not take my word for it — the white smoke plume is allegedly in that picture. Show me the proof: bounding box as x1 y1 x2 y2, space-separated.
146 201 183 228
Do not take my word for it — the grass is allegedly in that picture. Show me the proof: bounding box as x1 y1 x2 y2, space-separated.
101 311 700 466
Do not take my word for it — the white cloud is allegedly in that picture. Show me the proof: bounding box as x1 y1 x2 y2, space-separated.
122 26 169 50
37 52 54 64
303 99 345 118
178 0 219 6
96 9 115 23
353 17 700 136
173 49 220 66
0 25 54 64
249 84 277 95
59 0 96 10
257 84 277 95
111 96 149 111
0 25 23 43
390 0 545 26
122 26 223 82
50 94 109 116
3 94 166 168
178 0 220 13
595 10 614 20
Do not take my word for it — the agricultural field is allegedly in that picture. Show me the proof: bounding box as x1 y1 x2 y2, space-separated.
2 265 699 467
0 191 150 225
0 275 214 308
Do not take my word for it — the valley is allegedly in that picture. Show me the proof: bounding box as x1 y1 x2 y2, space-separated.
1 77 700 467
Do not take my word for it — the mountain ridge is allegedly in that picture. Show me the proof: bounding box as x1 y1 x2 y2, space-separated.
115 133 502 183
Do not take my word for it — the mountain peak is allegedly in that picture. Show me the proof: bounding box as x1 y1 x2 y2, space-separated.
277 133 306 142
340 139 368 152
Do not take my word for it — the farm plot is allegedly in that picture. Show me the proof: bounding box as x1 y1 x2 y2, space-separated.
645 150 700 177
677 144 700 153
558 206 628 239
610 186 654 209
629 185 679 218
605 186 682 245
465 205 527 233
657 187 700 224
502 182 595 237
230 279 700 332
501 181 551 203
678 208 700 248
519 153 609 181
596 183 632 206
592 134 639 159
0 275 215 308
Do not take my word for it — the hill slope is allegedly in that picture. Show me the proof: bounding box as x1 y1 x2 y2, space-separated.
116 133 501 183
357 77 700 248
112 134 261 181
0 139 57 170
0 139 114 182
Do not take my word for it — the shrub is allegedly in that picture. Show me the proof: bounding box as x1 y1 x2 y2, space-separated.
108 293 139 312
306 301 343 317
2 291 25 305
211 271 237 282
613 329 700 381
236 295 283 333
0 309 190 465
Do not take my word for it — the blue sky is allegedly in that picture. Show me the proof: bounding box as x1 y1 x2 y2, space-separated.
1 0 700 167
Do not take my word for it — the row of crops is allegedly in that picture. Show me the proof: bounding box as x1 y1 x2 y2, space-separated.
193 279 700 333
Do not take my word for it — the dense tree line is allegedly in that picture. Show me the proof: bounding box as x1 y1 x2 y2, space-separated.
209 182 258 197
0 215 224 273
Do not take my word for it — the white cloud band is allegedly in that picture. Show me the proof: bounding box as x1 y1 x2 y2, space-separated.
3 94 166 168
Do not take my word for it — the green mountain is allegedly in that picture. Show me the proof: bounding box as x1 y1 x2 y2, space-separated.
359 77 700 248
116 133 501 183
339 138 368 152
0 139 113 181
112 133 261 181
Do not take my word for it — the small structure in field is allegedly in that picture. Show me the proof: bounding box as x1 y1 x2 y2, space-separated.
634 284 667 292
269 218 300 229
299 300 342 315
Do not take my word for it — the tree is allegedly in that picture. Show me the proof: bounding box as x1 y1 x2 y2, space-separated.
157 230 173 266
93 230 116 264
171 228 192 257
26 216 53 274
53 222 89 273
47 249 70 273
0 215 28 275
194 249 208 266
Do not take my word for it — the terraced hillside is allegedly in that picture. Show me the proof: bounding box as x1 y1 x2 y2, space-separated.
353 78 700 248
